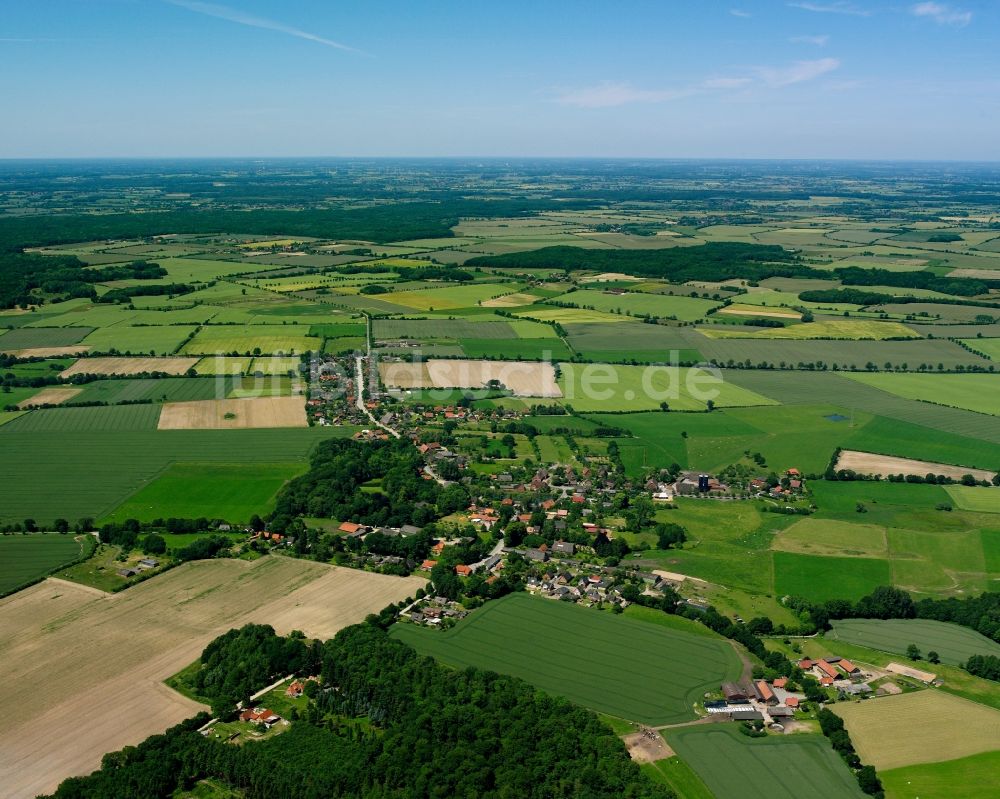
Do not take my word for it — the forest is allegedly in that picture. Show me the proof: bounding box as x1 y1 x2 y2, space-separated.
42 624 671 799
466 242 802 281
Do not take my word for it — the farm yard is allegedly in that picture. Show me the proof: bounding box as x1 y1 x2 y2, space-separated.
0 559 423 799
390 592 741 725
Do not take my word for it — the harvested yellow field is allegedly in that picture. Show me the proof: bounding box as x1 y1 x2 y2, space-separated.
833 690 1000 770
718 304 802 319
380 361 432 389
16 387 82 408
3 345 90 358
157 396 306 429
0 559 423 799
380 359 561 397
835 450 996 482
481 292 542 308
61 356 200 377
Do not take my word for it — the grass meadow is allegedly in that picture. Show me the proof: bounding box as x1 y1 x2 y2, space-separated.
390 592 740 725
827 618 1000 666
880 750 1000 799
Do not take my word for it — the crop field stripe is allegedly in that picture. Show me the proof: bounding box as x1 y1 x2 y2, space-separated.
724 370 1000 444
2 404 162 431
827 618 1000 666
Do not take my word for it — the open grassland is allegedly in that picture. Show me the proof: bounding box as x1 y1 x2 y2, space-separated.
833 691 1000 770
377 282 516 310
157 396 306 429
179 325 319 356
0 427 349 525
772 518 888 559
773 551 892 602
663 725 865 799
701 319 920 340
557 363 777 412
961 338 1000 360
102 462 305 523
0 534 93 596
842 372 1000 417
61 356 199 377
835 450 996 482
880 750 1000 799
0 559 423 799
945 484 1000 513
828 619 1000 666
390 592 740 725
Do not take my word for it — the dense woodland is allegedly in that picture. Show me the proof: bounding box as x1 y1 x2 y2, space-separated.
467 242 802 282
0 254 167 308
268 438 465 533
43 624 671 799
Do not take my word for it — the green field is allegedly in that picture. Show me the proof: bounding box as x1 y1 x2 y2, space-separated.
556 289 720 321
180 325 320 355
390 592 740 725
700 319 919 340
880 750 1000 799
773 551 892 602
3 404 162 431
827 618 1000 666
378 283 517 310
961 338 1000 360
663 725 866 799
80 325 198 355
70 377 223 405
0 534 94 595
0 427 352 525
557 363 778 412
102 462 305 523
0 326 93 349
843 372 1000 416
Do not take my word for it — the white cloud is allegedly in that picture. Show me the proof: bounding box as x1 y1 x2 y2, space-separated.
911 2 972 26
702 77 753 89
165 0 363 53
556 82 692 108
754 57 841 87
730 9 752 17
788 2 871 15
791 34 831 45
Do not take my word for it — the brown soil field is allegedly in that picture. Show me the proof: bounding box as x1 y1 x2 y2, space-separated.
481 292 543 308
379 361 432 389
833 690 1000 770
4 345 91 358
16 387 83 408
835 450 996 482
61 356 200 377
157 396 306 429
0 558 422 799
623 731 674 762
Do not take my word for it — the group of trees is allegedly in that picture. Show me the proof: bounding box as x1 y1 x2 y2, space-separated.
817 709 884 798
43 624 672 799
834 265 995 298
0 254 168 308
269 438 461 533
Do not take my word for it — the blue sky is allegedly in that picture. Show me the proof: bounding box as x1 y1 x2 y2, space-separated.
1 0 997 158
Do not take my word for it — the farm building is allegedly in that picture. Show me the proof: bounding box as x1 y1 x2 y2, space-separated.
754 680 777 705
338 522 367 537
722 682 749 702
285 681 304 698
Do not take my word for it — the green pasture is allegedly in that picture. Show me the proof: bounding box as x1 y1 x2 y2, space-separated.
880 751 1000 799
0 427 352 525
0 326 93 349
843 372 1000 416
180 325 319 355
102 462 305 523
390 592 740 725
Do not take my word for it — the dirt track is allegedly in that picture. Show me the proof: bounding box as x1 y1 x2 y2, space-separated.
0 558 422 799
